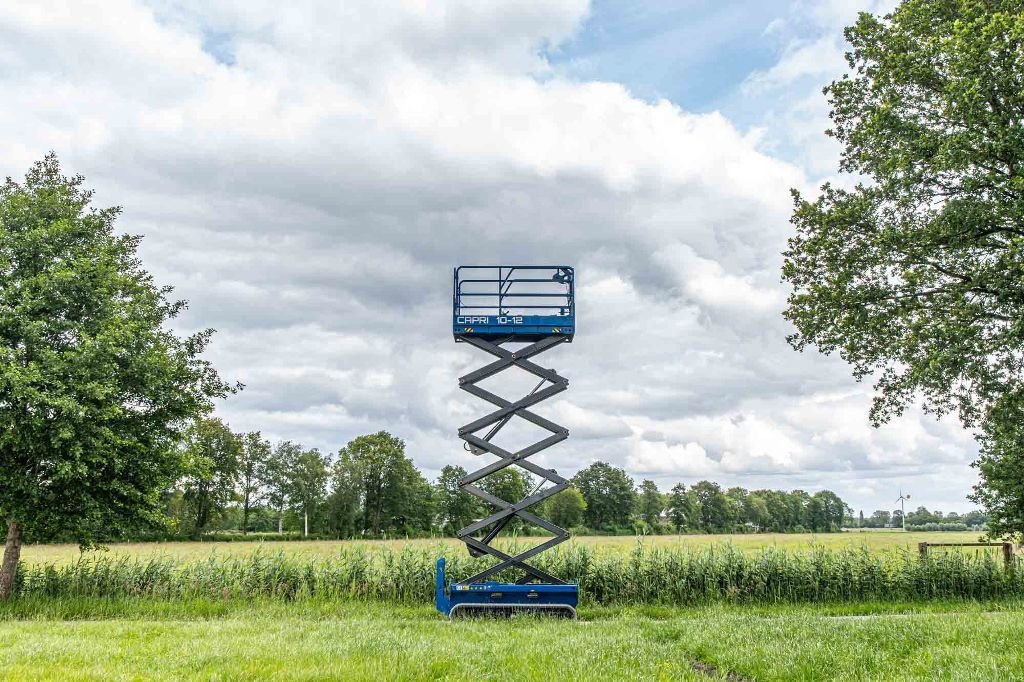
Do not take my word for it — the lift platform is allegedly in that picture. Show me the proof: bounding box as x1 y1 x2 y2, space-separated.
436 265 578 618
452 265 575 342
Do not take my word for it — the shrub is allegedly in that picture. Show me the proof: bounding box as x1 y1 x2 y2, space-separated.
904 523 976 532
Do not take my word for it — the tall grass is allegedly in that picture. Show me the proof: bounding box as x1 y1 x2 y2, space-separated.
13 542 1023 605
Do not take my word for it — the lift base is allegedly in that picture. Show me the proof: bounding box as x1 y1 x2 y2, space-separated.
435 558 578 619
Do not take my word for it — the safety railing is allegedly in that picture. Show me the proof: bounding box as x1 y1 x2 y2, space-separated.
454 266 574 319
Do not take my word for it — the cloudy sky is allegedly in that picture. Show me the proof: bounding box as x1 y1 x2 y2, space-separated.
1 0 979 513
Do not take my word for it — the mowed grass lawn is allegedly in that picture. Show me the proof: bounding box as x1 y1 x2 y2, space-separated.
0 601 1022 680
19 530 987 565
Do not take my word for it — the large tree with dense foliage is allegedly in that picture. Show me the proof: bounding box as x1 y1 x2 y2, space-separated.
745 492 771 531
336 431 432 536
972 401 1024 538
237 432 271 534
666 483 695 532
479 468 532 532
806 490 849 532
263 441 301 533
288 448 331 536
691 480 730 533
327 449 363 538
545 487 587 530
0 155 232 598
572 462 636 530
179 418 242 537
435 465 479 536
479 468 530 505
637 479 665 528
781 1 1024 538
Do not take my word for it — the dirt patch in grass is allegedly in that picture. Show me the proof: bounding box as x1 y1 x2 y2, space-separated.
690 657 751 681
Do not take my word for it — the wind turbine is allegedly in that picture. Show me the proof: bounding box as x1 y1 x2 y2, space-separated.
896 489 911 530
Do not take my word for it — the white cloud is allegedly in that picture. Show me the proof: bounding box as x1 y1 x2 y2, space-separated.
628 439 714 477
0 0 979 512
738 0 899 178
743 36 845 93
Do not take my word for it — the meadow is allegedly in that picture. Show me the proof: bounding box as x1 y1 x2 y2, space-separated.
7 531 1021 680
18 530 985 564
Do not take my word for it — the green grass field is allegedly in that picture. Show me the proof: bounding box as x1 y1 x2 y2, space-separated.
1 600 1022 680
9 533 1017 680
18 530 986 564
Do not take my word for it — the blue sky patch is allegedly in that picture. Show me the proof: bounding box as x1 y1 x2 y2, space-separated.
546 0 787 113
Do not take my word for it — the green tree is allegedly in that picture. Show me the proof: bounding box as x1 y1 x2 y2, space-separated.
327 450 363 538
787 490 811 531
906 506 941 526
545 487 587 530
972 395 1024 538
691 481 729 533
964 510 989 527
746 492 771 532
288 448 331 536
262 441 301 533
637 479 664 529
435 465 479 535
180 418 242 537
337 431 430 536
237 432 271 534
809 490 848 532
867 509 892 528
0 156 233 597
479 468 530 505
757 489 791 532
666 483 695 532
479 468 532 532
725 487 750 531
572 462 637 530
781 1 1024 539
387 466 435 536
805 495 826 533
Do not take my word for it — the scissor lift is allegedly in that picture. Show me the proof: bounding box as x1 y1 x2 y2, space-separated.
435 265 578 618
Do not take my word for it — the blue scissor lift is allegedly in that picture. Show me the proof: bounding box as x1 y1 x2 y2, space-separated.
436 265 578 618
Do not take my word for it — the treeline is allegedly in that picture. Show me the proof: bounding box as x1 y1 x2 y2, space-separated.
165 423 434 539
570 462 848 534
149 419 857 540
853 508 988 531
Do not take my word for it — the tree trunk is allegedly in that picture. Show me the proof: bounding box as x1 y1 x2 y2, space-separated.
242 502 249 535
195 494 209 537
304 510 308 537
0 520 22 600
277 511 283 534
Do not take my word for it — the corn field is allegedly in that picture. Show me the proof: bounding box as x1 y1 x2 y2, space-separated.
14 543 1023 605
